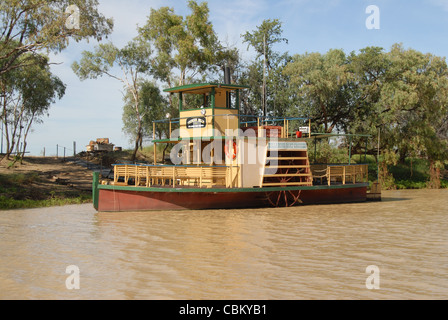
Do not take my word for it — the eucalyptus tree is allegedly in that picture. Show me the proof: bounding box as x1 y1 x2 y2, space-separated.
122 80 171 144
241 19 291 118
285 44 448 187
1 54 65 161
0 0 113 76
138 0 238 92
380 44 448 186
72 40 152 161
284 49 352 133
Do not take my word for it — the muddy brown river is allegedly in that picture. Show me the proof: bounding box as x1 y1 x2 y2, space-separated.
0 189 447 300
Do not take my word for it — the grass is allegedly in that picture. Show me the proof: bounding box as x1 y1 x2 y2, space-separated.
350 154 448 189
0 172 92 211
0 194 92 210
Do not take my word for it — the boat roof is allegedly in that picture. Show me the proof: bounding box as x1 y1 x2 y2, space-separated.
163 82 250 94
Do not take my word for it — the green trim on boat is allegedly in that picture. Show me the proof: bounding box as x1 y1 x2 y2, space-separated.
164 82 251 93
98 183 369 193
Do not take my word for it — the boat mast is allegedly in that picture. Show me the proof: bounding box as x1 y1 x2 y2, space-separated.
263 33 267 120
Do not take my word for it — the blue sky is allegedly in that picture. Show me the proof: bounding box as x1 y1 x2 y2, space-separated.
17 0 448 156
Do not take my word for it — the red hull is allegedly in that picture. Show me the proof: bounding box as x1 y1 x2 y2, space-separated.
97 186 367 212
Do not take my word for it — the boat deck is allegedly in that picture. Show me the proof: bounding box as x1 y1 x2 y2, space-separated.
103 163 369 189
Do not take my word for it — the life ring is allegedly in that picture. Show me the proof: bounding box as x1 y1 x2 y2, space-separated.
225 140 237 160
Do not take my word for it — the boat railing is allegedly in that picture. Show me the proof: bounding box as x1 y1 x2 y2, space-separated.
110 164 240 189
311 164 369 186
153 114 311 140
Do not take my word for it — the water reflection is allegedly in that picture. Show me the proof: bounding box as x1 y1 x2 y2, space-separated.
0 190 447 299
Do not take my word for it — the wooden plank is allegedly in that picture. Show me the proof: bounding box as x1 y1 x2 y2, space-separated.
262 182 312 186
264 173 312 178
265 165 310 169
267 157 308 160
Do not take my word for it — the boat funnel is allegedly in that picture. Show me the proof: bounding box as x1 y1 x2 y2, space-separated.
224 66 231 84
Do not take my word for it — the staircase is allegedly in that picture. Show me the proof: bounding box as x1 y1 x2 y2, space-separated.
262 144 313 187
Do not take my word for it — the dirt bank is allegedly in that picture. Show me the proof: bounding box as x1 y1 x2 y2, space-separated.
0 156 96 204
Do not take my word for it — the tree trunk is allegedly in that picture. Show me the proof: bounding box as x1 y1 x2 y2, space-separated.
131 122 142 162
19 113 35 164
428 160 441 189
162 144 169 164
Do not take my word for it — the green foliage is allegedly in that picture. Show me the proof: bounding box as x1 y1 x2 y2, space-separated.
0 195 91 210
122 80 174 143
72 39 153 161
395 180 428 190
1 54 66 159
138 0 234 86
241 19 288 67
441 180 448 189
284 49 353 133
0 172 91 210
240 19 293 118
311 139 350 164
0 0 113 75
281 43 448 188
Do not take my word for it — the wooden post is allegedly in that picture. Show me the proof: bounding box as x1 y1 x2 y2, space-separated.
154 143 157 165
348 136 353 165
169 119 172 139
230 165 233 188
309 118 311 138
173 167 175 187
283 119 286 138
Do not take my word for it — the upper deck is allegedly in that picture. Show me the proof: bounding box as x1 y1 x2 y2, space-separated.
155 82 312 144
162 83 250 139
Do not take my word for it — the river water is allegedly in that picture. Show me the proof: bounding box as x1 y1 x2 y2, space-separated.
0 189 447 300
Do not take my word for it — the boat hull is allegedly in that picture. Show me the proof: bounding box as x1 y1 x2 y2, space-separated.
95 184 368 212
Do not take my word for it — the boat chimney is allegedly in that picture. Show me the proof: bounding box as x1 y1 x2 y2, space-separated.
224 66 231 84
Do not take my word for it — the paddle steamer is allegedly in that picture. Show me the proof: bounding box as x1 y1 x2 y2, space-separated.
93 82 373 212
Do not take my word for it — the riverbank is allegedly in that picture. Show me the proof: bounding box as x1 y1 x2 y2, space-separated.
0 148 159 210
0 157 94 210
1 152 446 210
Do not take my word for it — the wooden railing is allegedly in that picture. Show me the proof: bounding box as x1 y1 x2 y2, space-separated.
311 164 369 185
112 164 240 188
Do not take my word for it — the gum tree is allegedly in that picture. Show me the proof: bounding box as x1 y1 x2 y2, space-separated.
0 0 113 75
138 0 237 89
241 19 290 118
72 40 152 162
1 54 66 161
284 49 352 133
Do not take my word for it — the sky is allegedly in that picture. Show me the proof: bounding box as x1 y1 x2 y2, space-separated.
12 0 448 156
